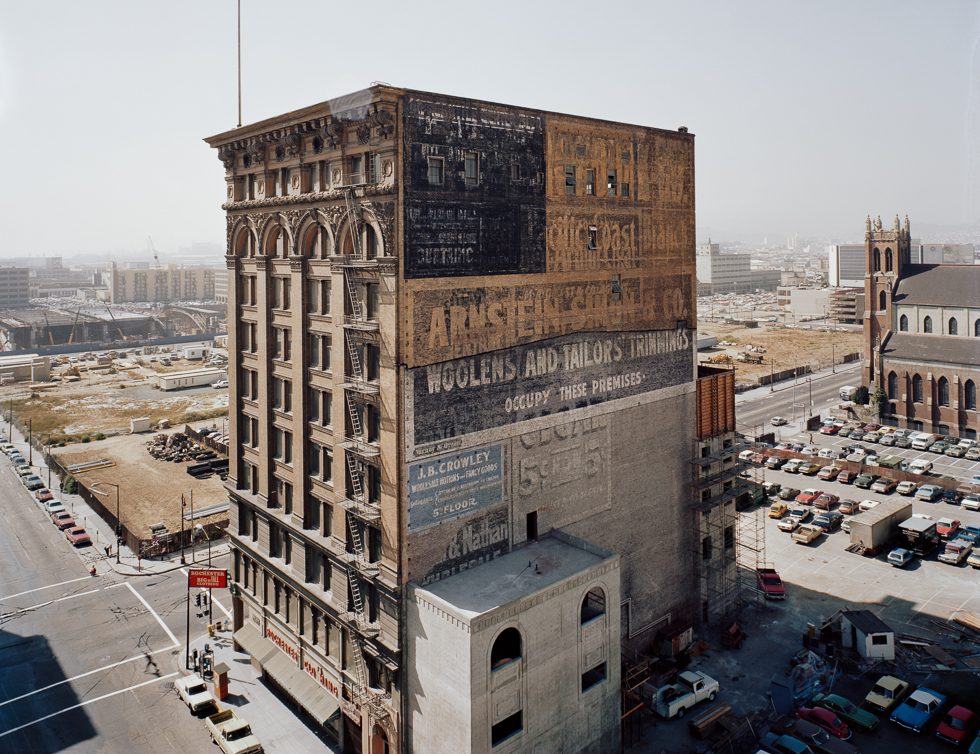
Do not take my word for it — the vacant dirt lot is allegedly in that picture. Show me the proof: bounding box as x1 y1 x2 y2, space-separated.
51 422 228 538
699 322 863 384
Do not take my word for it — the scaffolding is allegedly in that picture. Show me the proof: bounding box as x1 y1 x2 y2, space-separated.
691 433 768 626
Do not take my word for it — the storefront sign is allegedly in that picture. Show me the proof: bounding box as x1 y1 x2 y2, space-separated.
188 568 228 589
407 443 504 532
265 625 299 663
302 653 340 698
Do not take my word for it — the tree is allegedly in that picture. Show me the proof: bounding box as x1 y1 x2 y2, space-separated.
854 386 870 405
869 385 888 417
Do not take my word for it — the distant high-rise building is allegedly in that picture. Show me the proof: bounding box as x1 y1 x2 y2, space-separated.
0 267 31 309
108 262 218 303
696 241 779 295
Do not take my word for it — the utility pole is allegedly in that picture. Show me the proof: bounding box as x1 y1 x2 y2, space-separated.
28 418 32 465
180 494 186 565
831 342 835 374
189 490 195 564
115 485 121 564
185 574 191 670
769 359 775 392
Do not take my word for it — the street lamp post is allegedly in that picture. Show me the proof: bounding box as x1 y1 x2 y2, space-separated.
28 418 32 465
91 481 121 564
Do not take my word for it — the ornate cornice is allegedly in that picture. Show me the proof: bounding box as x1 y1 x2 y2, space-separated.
221 184 395 212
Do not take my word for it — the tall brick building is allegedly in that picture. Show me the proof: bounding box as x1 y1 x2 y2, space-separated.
863 214 980 438
206 85 701 753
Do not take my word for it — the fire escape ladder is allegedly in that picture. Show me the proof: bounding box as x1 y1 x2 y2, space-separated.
344 272 364 322
347 512 365 559
342 189 362 260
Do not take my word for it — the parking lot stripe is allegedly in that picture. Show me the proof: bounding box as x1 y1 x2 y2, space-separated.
0 575 91 602
125 581 178 646
0 644 178 709
0 672 178 739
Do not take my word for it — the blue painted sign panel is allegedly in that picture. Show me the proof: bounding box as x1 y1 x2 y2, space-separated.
408 444 504 532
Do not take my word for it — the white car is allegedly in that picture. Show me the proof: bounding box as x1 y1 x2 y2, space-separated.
962 496 980 512
896 481 917 496
770 416 788 426
211 379 229 389
42 499 66 516
174 673 216 713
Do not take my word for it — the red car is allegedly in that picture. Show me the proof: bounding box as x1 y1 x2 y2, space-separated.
756 568 786 599
838 500 858 514
936 518 961 539
862 423 881 432
34 488 54 502
935 705 977 746
51 511 76 530
837 470 856 485
819 425 839 435
65 527 91 546
813 493 840 510
797 705 852 740
795 489 823 505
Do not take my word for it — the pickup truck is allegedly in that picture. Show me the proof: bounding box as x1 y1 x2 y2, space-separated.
205 709 263 754
792 524 823 545
756 568 785 599
938 539 972 566
649 670 719 719
174 673 216 713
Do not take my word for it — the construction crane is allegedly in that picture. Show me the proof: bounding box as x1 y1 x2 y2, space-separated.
103 304 126 342
147 236 160 268
41 311 54 346
68 307 82 344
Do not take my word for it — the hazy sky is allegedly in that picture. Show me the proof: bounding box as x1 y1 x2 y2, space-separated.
1 1 977 257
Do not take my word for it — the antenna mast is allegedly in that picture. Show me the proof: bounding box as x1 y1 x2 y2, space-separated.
237 0 242 127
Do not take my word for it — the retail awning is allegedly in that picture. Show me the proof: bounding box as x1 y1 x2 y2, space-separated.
235 625 339 725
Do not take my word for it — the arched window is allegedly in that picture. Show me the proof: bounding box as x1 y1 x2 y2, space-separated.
948 318 958 335
899 314 908 331
580 587 606 624
371 725 389 754
364 224 380 259
885 248 893 272
233 227 253 258
923 316 933 334
912 374 923 403
490 627 522 670
975 320 980 337
887 371 898 399
301 223 321 258
264 224 287 258
873 247 881 271
938 376 949 406
966 380 977 410
879 290 886 311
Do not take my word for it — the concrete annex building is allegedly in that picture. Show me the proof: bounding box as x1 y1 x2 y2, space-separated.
863 215 980 439
206 85 704 753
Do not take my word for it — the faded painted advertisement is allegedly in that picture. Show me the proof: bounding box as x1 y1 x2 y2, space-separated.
512 416 611 528
416 507 510 586
411 328 692 446
407 444 504 533
410 273 693 365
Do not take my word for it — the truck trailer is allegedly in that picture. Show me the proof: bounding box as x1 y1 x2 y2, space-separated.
848 500 914 554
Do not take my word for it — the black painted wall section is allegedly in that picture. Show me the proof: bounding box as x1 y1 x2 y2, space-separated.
403 94 546 278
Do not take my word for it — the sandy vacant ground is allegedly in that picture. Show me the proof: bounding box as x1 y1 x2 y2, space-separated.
698 322 863 384
51 421 228 538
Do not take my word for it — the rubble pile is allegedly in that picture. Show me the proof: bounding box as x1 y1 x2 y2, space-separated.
145 432 217 464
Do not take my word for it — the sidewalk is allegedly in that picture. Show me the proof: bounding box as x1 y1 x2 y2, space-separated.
1 417 230 578
179 624 340 753
735 360 861 404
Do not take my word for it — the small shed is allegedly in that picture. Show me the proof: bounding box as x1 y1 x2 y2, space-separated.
841 610 894 661
182 345 206 360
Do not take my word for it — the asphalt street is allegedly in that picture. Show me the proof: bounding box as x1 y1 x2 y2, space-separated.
0 455 225 753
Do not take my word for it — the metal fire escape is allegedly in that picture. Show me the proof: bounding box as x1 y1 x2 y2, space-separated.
336 187 385 713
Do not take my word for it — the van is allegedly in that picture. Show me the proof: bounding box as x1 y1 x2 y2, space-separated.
839 385 859 401
911 433 938 451
909 459 933 475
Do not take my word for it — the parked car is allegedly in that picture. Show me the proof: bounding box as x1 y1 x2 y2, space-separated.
798 703 855 739
792 524 824 545
836 470 856 485
769 502 790 519
799 462 821 476
854 474 877 489
930 440 951 455
895 435 913 448
879 433 898 446
818 466 841 481
34 488 54 502
766 456 788 470
817 448 840 460
779 488 802 501
175 673 217 713
937 518 961 539
42 500 66 516
22 475 45 491
50 511 76 530
838 500 858 514
764 482 782 497
812 693 880 732
65 527 91 546
935 706 978 746
784 459 803 474
890 687 946 733
813 493 839 511
787 719 859 754
969 549 980 569
896 481 918 496
870 478 897 494
756 568 786 600
796 489 823 505
887 548 914 568
940 489 962 506
946 445 967 458
771 416 789 426
759 733 812 754
861 432 880 443
819 425 839 435
864 675 910 713
963 496 980 512
211 379 229 389
813 511 844 533
916 484 943 502
966 447 980 461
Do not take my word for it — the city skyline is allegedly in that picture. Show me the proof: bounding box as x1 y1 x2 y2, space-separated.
1 1 977 257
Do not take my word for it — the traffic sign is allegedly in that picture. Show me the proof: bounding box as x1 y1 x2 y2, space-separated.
188 568 228 589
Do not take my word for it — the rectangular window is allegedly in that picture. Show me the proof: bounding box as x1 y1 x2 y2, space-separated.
308 334 320 368
724 526 734 550
366 343 380 381
701 536 712 561
273 428 285 460
585 168 595 195
307 279 319 313
427 156 444 186
272 377 283 409
322 390 332 426
270 524 281 559
588 225 598 250
510 163 521 182
282 329 291 361
273 328 284 359
323 335 331 371
365 283 379 320
308 388 320 423
320 280 330 314
368 464 381 504
323 448 333 483
621 182 630 198
491 712 522 747
365 152 376 183
349 155 364 185
464 152 480 186
564 165 576 195
607 169 617 196
283 432 292 464
309 443 321 477
871 634 888 646
367 404 381 443
581 663 607 691
283 379 292 413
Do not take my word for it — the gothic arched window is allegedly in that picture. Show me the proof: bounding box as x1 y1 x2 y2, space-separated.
923 316 933 334
899 314 908 331
938 377 950 406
